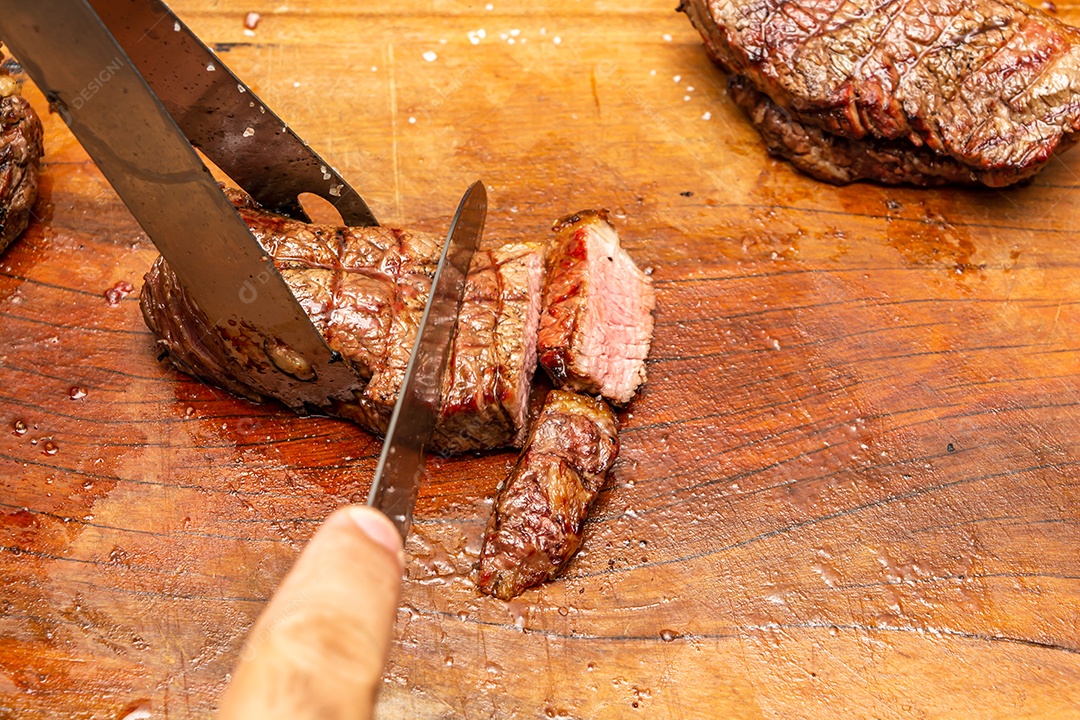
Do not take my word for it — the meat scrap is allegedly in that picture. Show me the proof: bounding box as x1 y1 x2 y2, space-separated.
0 53 44 254
477 390 618 600
682 0 1080 186
140 190 544 453
537 210 656 406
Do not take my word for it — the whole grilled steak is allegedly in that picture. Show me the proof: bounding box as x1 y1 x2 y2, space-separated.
477 390 618 600
682 0 1080 186
140 191 545 453
0 55 44 253
537 210 655 406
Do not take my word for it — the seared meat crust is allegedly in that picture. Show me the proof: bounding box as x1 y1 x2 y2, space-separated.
477 390 618 600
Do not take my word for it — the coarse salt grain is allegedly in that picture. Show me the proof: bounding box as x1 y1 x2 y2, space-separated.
674 75 681 82
663 33 672 41
553 36 562 44
422 51 438 62
408 117 416 124
702 111 712 120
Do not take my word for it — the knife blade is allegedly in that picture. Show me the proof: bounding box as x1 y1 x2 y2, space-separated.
87 0 378 226
368 181 487 539
0 0 363 409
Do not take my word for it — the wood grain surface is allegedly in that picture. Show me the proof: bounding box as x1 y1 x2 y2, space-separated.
1 1 1079 717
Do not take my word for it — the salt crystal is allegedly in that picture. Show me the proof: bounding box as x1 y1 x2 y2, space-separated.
663 33 672 41
243 127 255 137
674 75 681 83
206 63 215 71
509 28 520 36
422 51 438 62
702 111 711 120
553 36 562 44
408 117 416 124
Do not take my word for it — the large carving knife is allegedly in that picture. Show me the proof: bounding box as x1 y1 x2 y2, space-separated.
368 182 487 539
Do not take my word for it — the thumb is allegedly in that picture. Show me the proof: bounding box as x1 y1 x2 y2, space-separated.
218 506 404 720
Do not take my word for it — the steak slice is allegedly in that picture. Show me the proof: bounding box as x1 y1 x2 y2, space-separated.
140 191 542 453
682 0 1080 186
477 390 618 600
0 55 44 254
433 242 547 454
537 210 655 406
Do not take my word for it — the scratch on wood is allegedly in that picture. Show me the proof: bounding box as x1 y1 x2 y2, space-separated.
590 67 601 115
1049 296 1064 338
387 43 402 221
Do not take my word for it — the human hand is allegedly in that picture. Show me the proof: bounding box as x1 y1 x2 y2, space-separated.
217 506 404 720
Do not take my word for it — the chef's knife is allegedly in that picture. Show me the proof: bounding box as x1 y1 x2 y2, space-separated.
0 0 363 409
368 181 487 539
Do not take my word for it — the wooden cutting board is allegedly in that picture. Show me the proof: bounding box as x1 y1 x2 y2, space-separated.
2 1 1078 717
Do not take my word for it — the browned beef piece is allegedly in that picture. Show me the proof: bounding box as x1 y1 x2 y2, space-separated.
682 0 1080 186
537 210 655 406
434 242 547 454
0 55 44 253
728 75 980 185
140 191 544 453
477 390 618 600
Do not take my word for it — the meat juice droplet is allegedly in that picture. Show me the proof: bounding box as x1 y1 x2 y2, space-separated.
659 629 677 642
12 419 26 435
104 280 134 306
68 386 87 400
42 441 58 456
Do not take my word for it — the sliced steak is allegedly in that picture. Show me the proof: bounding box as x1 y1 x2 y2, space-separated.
477 390 618 600
434 242 547 454
537 210 655 406
682 0 1080 186
0 55 44 254
140 191 541 453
